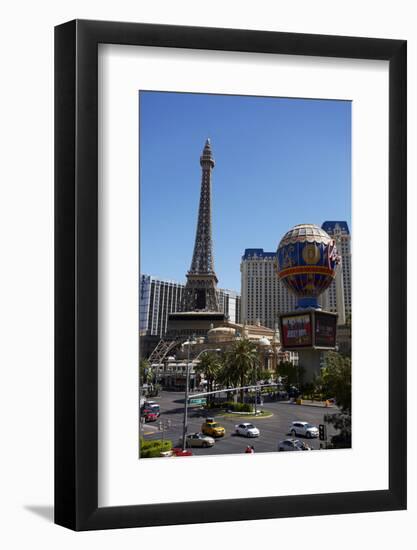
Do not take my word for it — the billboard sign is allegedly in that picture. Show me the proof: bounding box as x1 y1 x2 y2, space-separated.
280 310 338 350
314 311 337 348
280 313 313 348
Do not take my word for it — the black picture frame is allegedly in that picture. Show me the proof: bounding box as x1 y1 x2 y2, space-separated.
55 19 407 531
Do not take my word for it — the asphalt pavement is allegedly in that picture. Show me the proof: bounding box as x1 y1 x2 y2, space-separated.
142 391 341 456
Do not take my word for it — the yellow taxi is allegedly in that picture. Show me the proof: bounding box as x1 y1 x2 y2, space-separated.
201 417 225 438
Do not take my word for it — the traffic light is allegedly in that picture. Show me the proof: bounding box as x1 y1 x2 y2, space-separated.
319 424 327 441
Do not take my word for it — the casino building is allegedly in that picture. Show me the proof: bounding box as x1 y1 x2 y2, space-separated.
140 274 241 339
320 221 352 325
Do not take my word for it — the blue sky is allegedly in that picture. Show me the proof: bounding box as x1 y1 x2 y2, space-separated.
140 91 351 291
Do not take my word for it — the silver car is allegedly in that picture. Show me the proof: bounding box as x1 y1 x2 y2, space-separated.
278 439 312 451
288 421 319 438
183 432 215 448
235 422 260 438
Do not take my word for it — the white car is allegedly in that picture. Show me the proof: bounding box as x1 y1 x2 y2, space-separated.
235 423 260 438
278 439 312 451
288 421 319 439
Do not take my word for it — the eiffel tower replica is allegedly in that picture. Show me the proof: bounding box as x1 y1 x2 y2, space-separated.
166 139 226 338
181 138 220 312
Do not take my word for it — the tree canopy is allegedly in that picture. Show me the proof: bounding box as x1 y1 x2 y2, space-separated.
277 361 305 389
194 352 222 404
139 358 152 386
223 339 260 402
319 351 351 413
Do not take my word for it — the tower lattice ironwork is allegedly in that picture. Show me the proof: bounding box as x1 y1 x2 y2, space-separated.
181 139 220 312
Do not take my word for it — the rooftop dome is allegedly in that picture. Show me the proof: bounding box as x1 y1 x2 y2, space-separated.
258 336 271 347
207 326 236 342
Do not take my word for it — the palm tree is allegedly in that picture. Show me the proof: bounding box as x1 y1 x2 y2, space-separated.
224 339 259 403
139 358 152 386
194 352 222 405
215 356 236 403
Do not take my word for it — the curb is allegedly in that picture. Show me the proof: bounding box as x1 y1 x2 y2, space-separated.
297 402 336 409
281 400 336 409
222 411 273 420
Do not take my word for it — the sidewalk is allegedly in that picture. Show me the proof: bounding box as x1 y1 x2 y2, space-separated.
142 424 160 436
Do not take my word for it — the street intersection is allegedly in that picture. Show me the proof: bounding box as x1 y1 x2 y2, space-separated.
142 391 339 455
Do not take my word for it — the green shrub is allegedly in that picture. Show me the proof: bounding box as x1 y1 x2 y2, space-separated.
219 401 253 412
205 400 233 410
140 439 172 458
233 402 253 412
204 401 254 413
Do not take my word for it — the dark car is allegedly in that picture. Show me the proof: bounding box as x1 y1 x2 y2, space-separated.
288 386 300 399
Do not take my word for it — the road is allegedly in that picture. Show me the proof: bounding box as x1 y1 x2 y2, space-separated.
142 391 341 455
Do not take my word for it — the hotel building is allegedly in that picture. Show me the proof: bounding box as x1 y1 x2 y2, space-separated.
240 248 296 329
321 221 352 325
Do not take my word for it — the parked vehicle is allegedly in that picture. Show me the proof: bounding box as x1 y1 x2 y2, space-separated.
141 401 160 417
171 447 193 457
235 423 260 438
288 386 300 399
144 400 159 408
288 421 319 438
278 439 312 451
201 418 225 438
181 432 215 448
143 412 158 423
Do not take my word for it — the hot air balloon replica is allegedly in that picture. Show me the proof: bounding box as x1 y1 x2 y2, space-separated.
276 223 341 309
275 224 340 380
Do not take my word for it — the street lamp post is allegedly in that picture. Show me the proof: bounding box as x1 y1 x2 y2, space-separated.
182 335 196 451
181 340 221 451
256 337 271 414
139 415 145 441
252 363 257 415
297 361 300 391
159 419 172 443
272 325 280 383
